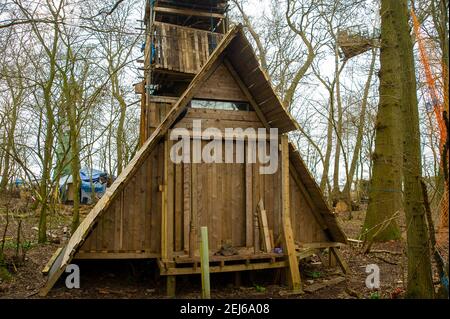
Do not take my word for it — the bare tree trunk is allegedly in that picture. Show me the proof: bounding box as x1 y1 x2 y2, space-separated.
363 0 402 242
397 0 434 298
331 54 344 202
112 72 127 175
342 49 377 204
0 71 22 192
320 98 334 196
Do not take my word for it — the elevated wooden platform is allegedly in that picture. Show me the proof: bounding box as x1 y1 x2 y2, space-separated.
157 245 344 276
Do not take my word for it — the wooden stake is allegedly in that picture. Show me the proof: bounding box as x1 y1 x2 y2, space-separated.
280 135 302 292
166 276 176 298
257 199 272 253
330 248 349 274
200 227 211 299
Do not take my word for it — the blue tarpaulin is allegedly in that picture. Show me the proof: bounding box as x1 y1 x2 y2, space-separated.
60 168 109 204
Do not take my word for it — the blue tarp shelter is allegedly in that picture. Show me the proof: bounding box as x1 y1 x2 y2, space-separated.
59 168 109 205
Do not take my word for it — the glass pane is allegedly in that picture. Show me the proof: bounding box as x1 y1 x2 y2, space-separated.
191 99 251 111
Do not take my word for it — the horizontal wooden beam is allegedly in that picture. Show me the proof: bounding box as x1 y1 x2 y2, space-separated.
154 6 225 19
159 261 288 276
297 242 344 249
74 252 160 260
147 95 179 104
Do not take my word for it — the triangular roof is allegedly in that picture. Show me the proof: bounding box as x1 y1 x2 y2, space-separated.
40 25 346 295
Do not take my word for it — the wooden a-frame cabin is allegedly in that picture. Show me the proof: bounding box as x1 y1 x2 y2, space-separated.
41 0 347 296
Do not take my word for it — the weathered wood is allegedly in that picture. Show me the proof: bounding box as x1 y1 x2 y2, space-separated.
160 261 288 276
175 163 183 252
257 200 272 253
166 276 176 297
147 95 179 104
281 135 302 292
297 242 343 249
289 161 328 231
245 160 253 248
223 59 270 129
303 277 346 293
330 247 350 274
134 81 145 94
42 26 348 296
42 247 62 275
184 108 261 122
194 64 248 102
161 137 169 260
200 227 211 299
153 22 225 74
75 251 159 259
154 6 225 19
190 162 197 257
183 162 191 254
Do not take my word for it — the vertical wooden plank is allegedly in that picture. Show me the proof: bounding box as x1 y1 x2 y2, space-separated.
211 161 219 250
184 29 190 73
223 162 232 244
257 199 272 253
178 27 183 72
161 24 168 68
202 33 208 68
194 31 200 71
95 212 104 251
183 161 191 254
330 248 349 274
102 201 115 250
164 136 174 259
274 157 281 246
190 160 198 257
166 276 176 297
119 191 124 250
200 227 211 299
252 158 260 252
139 160 147 250
150 148 159 253
175 163 183 252
161 138 169 260
245 140 253 247
281 135 302 292
145 155 152 251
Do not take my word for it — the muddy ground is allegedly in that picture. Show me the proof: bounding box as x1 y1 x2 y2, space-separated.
0 196 448 299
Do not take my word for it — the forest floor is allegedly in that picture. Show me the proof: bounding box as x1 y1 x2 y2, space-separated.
0 195 447 299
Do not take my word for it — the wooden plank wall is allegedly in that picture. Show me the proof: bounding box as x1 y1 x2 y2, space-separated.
79 142 164 254
80 58 331 258
289 173 328 243
78 110 330 258
154 22 225 74
194 64 248 102
142 101 172 141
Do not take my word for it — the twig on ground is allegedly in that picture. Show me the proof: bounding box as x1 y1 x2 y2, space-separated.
373 255 398 265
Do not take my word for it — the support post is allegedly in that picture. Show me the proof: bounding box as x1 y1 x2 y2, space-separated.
166 276 176 298
280 135 302 292
162 136 174 261
200 226 211 299
330 247 349 274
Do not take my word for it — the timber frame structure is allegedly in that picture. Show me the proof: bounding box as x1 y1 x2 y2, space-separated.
41 0 347 296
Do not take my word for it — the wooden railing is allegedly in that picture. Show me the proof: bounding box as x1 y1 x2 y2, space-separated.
151 22 225 74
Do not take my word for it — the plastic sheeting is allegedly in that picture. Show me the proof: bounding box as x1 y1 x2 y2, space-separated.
59 168 109 205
